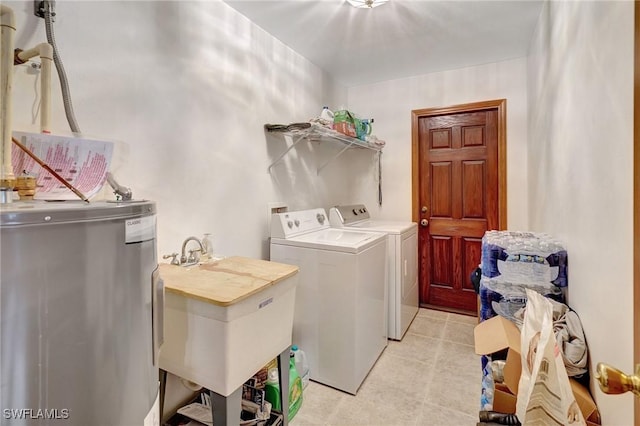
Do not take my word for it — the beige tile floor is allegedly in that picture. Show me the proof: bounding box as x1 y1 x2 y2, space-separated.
292 308 481 426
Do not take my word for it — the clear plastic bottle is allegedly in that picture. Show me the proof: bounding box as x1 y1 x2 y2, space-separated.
291 345 310 389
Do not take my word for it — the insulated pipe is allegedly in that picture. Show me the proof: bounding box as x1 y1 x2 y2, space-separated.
17 43 53 133
0 5 16 198
43 1 80 134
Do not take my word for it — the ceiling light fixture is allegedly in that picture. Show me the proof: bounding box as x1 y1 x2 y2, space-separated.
346 0 388 9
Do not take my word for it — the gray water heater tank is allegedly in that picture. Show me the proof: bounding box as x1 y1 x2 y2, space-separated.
0 200 161 425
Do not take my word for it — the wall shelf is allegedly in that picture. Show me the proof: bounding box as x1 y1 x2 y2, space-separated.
266 125 383 174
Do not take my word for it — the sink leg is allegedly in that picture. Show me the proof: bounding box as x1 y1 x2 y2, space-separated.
209 387 242 426
277 346 290 426
159 369 167 423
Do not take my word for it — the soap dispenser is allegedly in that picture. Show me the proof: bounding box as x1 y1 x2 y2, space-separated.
201 233 213 260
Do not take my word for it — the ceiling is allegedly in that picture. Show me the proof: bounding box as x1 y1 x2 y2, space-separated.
224 0 544 87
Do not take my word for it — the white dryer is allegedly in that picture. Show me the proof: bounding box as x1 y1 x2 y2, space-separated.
329 204 418 340
270 208 388 394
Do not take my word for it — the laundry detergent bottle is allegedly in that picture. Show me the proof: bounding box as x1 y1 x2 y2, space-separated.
320 106 334 122
291 345 310 389
264 355 303 420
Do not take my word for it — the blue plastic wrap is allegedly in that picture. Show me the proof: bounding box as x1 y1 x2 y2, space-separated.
480 355 494 411
481 231 567 288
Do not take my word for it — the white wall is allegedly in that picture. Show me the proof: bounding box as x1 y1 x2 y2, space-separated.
527 1 634 423
347 58 529 231
8 0 353 262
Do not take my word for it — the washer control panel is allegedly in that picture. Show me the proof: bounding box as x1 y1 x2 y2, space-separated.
271 208 329 238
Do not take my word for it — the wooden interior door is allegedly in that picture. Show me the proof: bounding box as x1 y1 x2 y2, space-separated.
411 100 506 314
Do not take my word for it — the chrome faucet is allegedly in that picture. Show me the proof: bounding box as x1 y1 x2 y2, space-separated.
180 236 205 265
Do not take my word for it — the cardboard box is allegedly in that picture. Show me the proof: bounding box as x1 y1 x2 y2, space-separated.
333 122 357 138
474 316 600 424
474 316 522 395
570 378 601 424
493 382 517 413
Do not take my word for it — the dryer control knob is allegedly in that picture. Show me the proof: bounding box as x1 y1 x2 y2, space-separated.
294 219 300 227
352 209 359 215
287 220 293 229
317 213 325 224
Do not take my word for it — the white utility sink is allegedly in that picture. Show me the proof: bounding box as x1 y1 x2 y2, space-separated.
158 256 298 396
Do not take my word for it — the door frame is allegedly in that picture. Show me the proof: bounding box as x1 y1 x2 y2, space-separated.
410 98 508 229
633 0 639 421
410 99 507 310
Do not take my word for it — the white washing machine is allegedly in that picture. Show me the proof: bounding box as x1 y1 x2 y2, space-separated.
270 208 388 394
329 204 418 341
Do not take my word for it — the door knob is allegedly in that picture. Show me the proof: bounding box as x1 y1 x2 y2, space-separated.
420 219 428 227
595 363 640 396
421 206 428 213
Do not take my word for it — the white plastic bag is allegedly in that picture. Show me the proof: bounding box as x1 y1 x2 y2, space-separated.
516 290 585 425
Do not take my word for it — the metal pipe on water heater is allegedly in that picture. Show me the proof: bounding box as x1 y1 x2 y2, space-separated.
16 43 54 133
0 5 16 203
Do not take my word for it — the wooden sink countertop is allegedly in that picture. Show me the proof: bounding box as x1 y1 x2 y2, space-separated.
158 256 299 307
